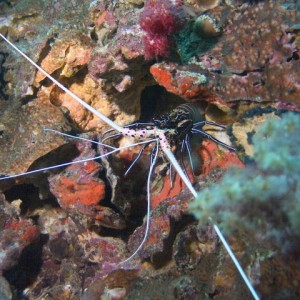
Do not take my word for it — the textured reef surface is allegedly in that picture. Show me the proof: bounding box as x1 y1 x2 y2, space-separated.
0 0 299 299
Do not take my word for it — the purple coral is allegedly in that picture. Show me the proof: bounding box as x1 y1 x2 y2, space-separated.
139 0 186 60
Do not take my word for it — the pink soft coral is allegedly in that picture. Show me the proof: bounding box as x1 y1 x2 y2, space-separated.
143 35 170 60
139 0 185 60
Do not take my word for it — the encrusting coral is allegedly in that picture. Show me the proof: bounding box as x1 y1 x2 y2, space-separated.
48 140 126 230
189 112 300 254
154 1 300 108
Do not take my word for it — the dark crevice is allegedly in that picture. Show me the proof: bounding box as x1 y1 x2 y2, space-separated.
232 67 264 77
35 34 58 67
3 234 48 298
150 215 197 269
287 51 299 62
139 85 164 122
253 78 265 87
139 84 183 122
237 0 265 5
94 160 126 217
0 0 13 8
27 142 81 175
20 89 39 105
0 52 9 100
39 65 89 97
210 69 222 74
4 183 59 214
2 143 83 212
88 24 98 42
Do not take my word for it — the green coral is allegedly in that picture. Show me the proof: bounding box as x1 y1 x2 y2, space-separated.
189 112 300 253
174 15 220 64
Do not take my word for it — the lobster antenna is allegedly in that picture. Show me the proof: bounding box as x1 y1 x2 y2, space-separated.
193 120 226 128
0 139 157 180
119 139 159 265
165 149 197 197
0 33 123 133
164 149 260 300
192 128 236 151
213 223 260 300
184 135 195 174
43 128 117 150
124 143 149 176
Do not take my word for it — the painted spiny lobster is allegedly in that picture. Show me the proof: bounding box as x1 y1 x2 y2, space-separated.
0 32 259 300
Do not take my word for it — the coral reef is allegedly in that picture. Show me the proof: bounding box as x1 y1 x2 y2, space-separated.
0 0 300 299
